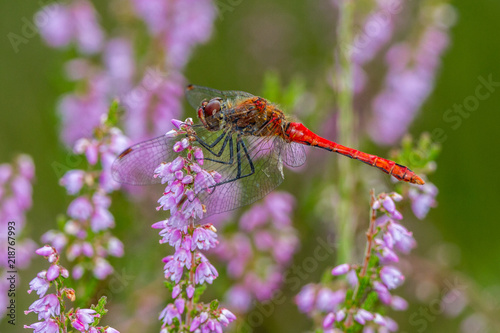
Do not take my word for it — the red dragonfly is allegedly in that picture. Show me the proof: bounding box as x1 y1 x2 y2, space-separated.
112 85 424 217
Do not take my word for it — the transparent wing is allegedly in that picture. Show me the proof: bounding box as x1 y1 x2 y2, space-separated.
281 142 307 167
193 126 291 217
112 122 303 218
185 84 254 109
111 134 176 185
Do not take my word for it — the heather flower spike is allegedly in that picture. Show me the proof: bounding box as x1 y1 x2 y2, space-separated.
296 190 415 332
41 105 128 288
25 246 119 333
153 118 235 332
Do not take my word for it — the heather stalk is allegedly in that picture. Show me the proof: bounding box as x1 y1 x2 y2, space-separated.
40 101 129 307
296 189 414 332
24 245 119 333
335 0 357 264
152 118 236 332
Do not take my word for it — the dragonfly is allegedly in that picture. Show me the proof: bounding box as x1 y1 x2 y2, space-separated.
112 85 424 218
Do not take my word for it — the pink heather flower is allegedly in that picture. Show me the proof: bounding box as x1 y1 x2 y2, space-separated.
37 1 104 54
373 281 392 305
354 309 375 325
170 156 185 172
72 264 84 280
159 304 181 325
192 227 218 251
390 295 409 311
67 196 93 220
239 203 268 231
159 226 183 249
409 182 438 219
71 309 99 331
26 294 60 320
124 73 184 142
107 237 124 257
173 247 192 269
28 272 50 297
225 285 252 312
195 260 218 285
81 242 94 257
331 263 350 276
190 312 207 331
35 245 56 258
24 318 59 333
315 288 346 312
172 285 181 299
369 6 454 146
174 298 185 314
171 119 184 129
387 222 416 254
221 308 236 322
93 258 113 279
373 313 387 327
0 163 12 184
36 5 73 48
375 239 399 264
104 38 134 94
71 1 104 54
272 234 298 264
11 175 32 209
346 270 359 288
90 206 115 232
41 231 68 253
163 257 184 283
380 266 405 290
180 197 204 220
58 88 108 146
67 243 83 261
323 312 336 328
46 265 60 281
264 191 295 227
193 147 204 163
295 284 316 314
186 284 195 299
336 309 346 322
60 170 85 194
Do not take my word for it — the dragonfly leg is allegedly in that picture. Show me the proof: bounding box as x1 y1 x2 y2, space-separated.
195 130 227 150
236 135 255 179
211 135 255 188
202 135 235 165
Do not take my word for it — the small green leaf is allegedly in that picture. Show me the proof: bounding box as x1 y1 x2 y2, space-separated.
210 299 219 311
104 100 122 127
193 284 207 303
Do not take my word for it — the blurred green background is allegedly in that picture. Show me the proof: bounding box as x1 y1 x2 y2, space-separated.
1 0 500 332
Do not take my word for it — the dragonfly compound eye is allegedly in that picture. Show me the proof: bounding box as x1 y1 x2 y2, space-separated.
204 99 222 117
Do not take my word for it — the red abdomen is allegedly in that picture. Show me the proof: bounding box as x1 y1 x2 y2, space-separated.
285 122 424 185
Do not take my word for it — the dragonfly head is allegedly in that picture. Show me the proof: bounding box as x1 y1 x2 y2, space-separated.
198 98 223 130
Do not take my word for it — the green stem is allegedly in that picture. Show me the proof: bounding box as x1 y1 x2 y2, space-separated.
335 0 356 265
